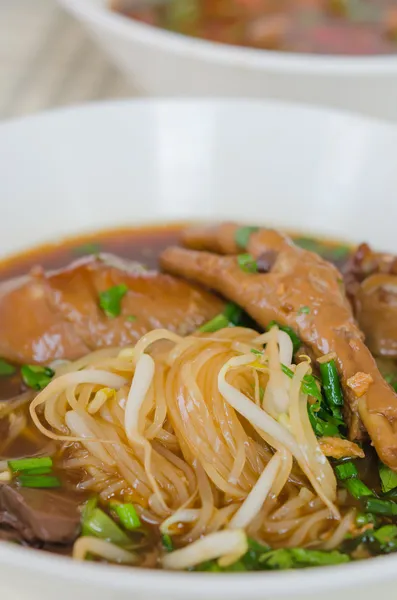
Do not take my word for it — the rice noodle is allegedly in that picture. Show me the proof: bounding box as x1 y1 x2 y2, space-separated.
229 451 282 529
28 325 347 562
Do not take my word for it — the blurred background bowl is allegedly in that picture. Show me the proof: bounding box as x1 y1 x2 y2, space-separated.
59 0 397 121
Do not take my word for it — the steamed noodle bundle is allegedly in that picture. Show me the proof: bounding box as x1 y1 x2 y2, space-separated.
29 326 354 569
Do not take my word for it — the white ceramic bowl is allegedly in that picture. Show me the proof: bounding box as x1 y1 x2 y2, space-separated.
1 99 397 600
58 0 397 121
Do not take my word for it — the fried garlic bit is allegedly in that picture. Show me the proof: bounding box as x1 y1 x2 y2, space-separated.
346 372 374 398
319 437 365 460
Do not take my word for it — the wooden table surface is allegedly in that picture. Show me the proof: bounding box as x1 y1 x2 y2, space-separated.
0 0 138 120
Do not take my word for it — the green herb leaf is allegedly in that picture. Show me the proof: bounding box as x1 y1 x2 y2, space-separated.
266 321 301 354
126 315 137 323
379 462 397 494
8 457 52 473
110 501 141 530
259 547 350 569
223 302 243 326
162 534 173 552
355 512 377 527
373 525 397 545
0 358 16 377
237 253 258 274
298 306 310 315
73 242 101 256
199 314 229 333
235 226 259 250
251 348 262 356
21 365 54 390
17 475 61 489
294 237 350 262
99 284 128 318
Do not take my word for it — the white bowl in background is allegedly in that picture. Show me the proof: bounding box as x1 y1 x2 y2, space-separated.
1 99 397 600
58 0 397 121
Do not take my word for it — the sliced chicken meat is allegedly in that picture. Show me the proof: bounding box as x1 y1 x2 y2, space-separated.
161 223 397 470
0 254 224 365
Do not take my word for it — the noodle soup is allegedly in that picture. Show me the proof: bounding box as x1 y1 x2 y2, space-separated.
1 223 397 572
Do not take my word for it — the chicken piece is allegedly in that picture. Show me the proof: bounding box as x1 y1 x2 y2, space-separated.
318 437 364 460
161 223 397 470
344 244 397 358
355 274 397 358
0 254 224 365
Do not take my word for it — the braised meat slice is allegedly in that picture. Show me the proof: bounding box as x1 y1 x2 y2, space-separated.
0 485 81 544
344 243 397 358
161 223 397 470
0 254 224 365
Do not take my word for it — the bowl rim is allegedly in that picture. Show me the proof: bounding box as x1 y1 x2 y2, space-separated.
2 98 397 596
1 535 397 597
59 0 397 75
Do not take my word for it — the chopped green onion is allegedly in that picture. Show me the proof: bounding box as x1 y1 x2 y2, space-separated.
99 284 128 318
335 462 358 481
259 547 350 569
223 302 243 326
373 525 397 545
166 0 199 28
293 237 350 262
379 462 397 494
199 314 229 333
73 242 101 256
281 364 322 402
21 466 53 476
298 306 310 315
21 365 54 390
355 512 377 527
237 253 258 274
365 498 397 517
162 533 173 552
266 321 301 354
17 475 61 489
126 315 137 323
235 226 259 250
0 358 16 376
81 496 98 532
319 359 343 408
82 507 131 545
328 246 351 261
8 457 53 473
344 478 373 500
194 560 223 572
110 501 141 530
251 348 262 356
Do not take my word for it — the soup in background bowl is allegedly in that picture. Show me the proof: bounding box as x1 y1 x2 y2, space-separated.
111 0 397 56
59 0 397 120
